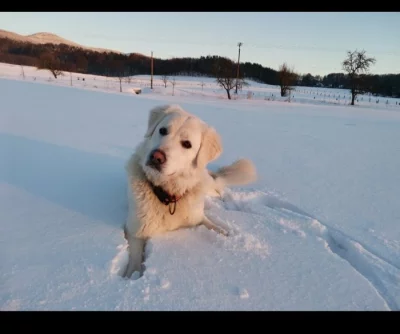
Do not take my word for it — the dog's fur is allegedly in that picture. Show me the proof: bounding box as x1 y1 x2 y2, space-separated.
122 104 257 278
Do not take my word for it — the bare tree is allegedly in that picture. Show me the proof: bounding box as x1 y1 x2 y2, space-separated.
236 78 249 91
162 75 169 88
20 65 25 80
113 60 126 93
342 49 376 105
68 63 76 87
278 63 298 97
214 57 247 100
37 52 63 79
118 76 123 92
170 78 176 96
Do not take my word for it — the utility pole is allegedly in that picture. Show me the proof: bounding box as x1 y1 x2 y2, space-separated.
151 51 154 89
235 42 242 94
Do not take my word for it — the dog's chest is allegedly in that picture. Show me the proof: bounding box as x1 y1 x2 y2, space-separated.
133 181 204 238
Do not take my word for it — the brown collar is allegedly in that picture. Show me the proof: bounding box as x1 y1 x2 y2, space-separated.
148 182 183 215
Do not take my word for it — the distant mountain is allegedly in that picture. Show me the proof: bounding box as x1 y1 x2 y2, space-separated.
0 29 121 54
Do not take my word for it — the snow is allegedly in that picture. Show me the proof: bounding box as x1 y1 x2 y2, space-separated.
1 62 400 310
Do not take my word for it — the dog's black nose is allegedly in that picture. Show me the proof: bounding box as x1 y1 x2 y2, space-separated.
150 149 166 165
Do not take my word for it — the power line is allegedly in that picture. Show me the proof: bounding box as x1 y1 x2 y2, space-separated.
150 50 153 89
235 42 242 94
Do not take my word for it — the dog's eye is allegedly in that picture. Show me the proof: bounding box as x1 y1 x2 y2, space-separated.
181 140 192 149
159 127 168 136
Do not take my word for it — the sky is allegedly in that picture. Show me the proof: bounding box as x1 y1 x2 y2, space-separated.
1 12 399 76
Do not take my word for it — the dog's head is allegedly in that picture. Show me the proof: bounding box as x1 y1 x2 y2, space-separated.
139 105 222 191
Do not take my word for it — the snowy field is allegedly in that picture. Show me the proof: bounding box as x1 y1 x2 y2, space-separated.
1 62 400 311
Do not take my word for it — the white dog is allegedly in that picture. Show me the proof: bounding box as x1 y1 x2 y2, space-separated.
122 104 257 278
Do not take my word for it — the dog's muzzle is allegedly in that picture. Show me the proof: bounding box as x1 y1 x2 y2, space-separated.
146 149 166 171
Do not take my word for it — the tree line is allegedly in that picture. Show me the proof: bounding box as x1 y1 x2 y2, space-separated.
300 71 400 98
0 36 399 99
0 37 278 84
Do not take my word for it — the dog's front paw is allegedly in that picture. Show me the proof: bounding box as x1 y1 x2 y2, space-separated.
220 228 230 237
122 259 143 280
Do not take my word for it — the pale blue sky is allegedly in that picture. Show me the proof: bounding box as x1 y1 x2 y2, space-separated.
1 12 399 76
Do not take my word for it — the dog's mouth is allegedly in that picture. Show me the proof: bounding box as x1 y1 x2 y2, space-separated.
144 161 177 178
145 160 162 172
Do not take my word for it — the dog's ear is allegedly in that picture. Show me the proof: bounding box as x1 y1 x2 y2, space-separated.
144 105 170 138
195 126 222 168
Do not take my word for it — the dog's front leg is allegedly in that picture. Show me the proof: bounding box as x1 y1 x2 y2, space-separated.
200 215 229 236
123 228 146 278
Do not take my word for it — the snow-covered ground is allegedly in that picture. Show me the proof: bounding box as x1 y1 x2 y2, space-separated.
1 63 400 310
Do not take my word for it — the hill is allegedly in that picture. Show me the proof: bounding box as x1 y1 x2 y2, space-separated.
0 29 121 54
